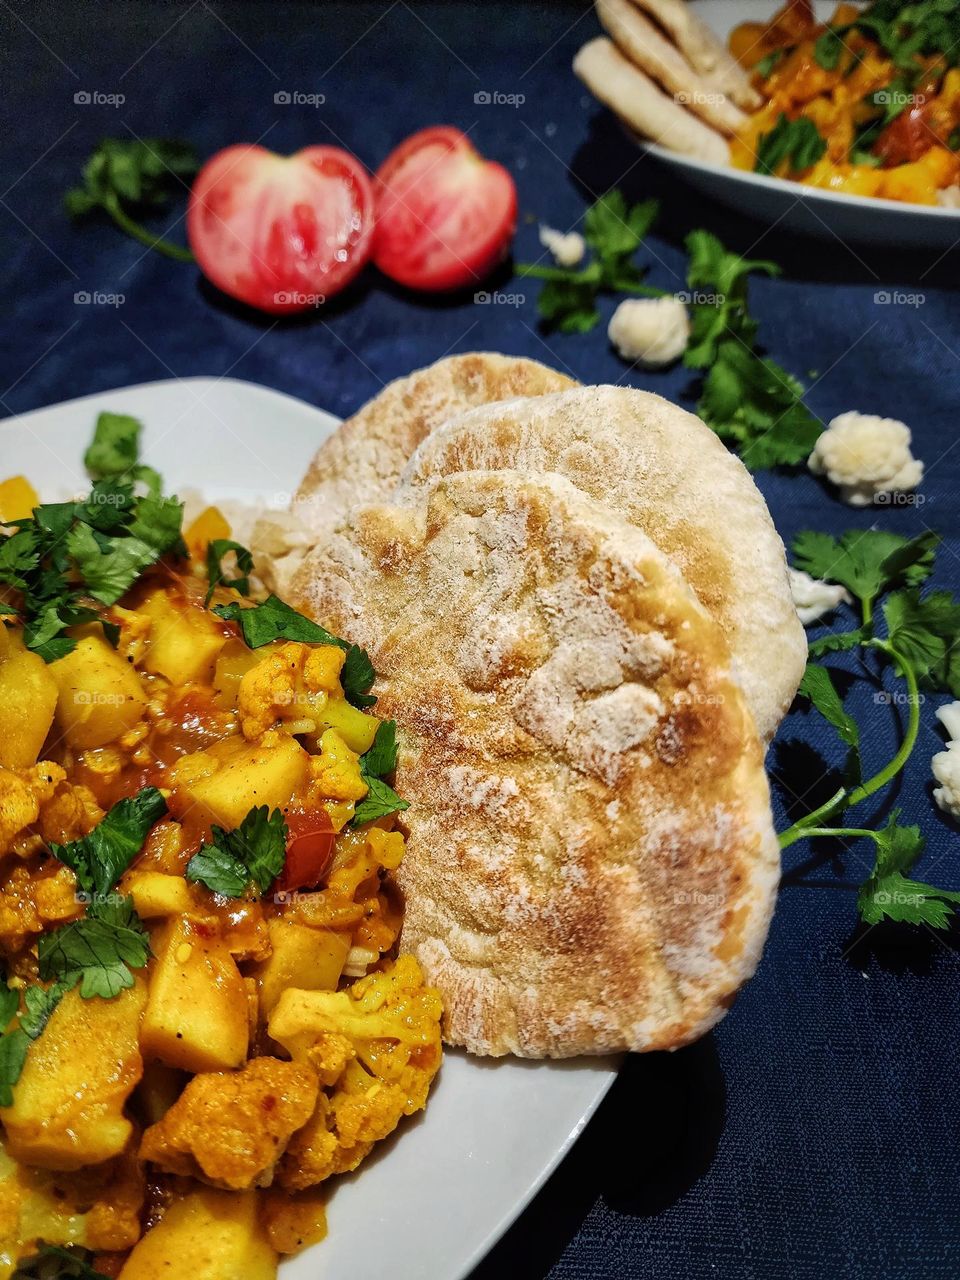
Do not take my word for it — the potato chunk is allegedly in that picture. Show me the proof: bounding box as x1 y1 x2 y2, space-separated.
138 588 228 684
49 632 147 750
140 915 249 1073
0 980 147 1172
0 628 58 769
118 1188 277 1280
140 1056 318 1190
253 919 350 1019
168 735 309 830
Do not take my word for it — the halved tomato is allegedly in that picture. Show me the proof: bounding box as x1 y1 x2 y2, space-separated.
275 809 337 894
187 144 374 314
373 126 517 292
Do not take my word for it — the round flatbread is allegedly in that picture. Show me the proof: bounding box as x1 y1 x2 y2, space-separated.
290 470 780 1058
397 385 806 743
596 0 748 136
252 353 575 595
626 0 761 110
574 37 730 165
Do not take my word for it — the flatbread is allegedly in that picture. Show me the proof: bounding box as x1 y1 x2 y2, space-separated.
290 471 780 1057
252 353 574 595
596 0 748 136
398 386 806 743
627 0 761 110
574 37 730 165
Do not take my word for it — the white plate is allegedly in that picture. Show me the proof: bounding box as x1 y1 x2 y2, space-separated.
636 0 960 249
1 377 619 1280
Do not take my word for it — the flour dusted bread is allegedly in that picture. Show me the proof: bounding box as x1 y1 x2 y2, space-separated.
252 353 574 595
290 471 779 1057
625 0 761 110
399 386 805 742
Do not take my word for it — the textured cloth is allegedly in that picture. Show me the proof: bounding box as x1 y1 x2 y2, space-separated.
2 3 959 1278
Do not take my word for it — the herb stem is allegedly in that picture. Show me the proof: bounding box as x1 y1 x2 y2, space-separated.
105 195 195 263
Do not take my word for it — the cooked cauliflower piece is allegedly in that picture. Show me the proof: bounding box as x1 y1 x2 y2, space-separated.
607 296 690 367
538 224 585 267
0 762 65 854
788 568 853 625
268 956 443 1189
308 729 368 803
932 701 960 821
808 411 924 506
139 1056 319 1190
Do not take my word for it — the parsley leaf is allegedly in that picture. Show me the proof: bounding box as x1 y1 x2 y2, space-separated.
214 595 377 709
755 47 787 77
13 1242 111 1280
858 813 960 928
792 529 939 621
360 720 399 779
814 26 848 70
883 589 960 695
38 897 151 999
756 113 828 175
206 538 254 603
798 662 861 781
186 806 288 898
65 138 197 262
353 777 410 827
50 788 167 900
516 191 663 333
0 978 73 1106
84 411 160 494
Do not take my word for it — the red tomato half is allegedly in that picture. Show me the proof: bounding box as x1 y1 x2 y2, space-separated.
275 820 337 895
373 126 517 292
187 144 374 314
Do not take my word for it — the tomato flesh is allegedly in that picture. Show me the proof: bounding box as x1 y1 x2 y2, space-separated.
187 144 374 314
373 126 517 291
275 810 337 893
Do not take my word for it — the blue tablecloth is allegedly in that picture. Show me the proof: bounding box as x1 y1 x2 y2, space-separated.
3 3 959 1277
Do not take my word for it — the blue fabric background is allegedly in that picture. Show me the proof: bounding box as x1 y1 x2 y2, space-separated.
2 3 959 1277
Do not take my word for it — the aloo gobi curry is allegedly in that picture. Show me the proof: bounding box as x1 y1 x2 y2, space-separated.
0 413 441 1279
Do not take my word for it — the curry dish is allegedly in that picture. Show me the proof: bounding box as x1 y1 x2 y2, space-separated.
730 0 960 205
0 418 442 1278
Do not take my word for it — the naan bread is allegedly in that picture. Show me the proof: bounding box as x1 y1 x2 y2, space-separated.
627 0 761 110
252 353 574 595
398 386 805 743
574 38 730 165
290 471 780 1057
596 0 748 136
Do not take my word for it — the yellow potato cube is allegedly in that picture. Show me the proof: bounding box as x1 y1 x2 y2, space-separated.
319 697 380 754
0 476 38 522
121 870 198 919
169 735 309 831
254 919 350 1018
138 589 227 685
0 628 58 769
49 631 147 750
118 1188 277 1280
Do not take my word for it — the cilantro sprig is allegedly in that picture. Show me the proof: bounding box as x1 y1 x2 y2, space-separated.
186 806 288 898
779 529 960 928
50 787 167 900
38 896 151 999
13 1243 110 1280
206 538 254 604
755 114 828 176
66 138 197 262
682 231 822 469
354 720 409 826
214 595 377 709
516 191 664 333
0 979 72 1107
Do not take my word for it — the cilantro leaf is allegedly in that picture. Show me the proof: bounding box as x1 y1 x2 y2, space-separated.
0 1028 29 1108
807 626 871 657
38 896 150 999
0 980 17 1029
50 787 167 900
127 494 185 554
214 595 377 708
814 26 848 70
792 529 939 617
66 523 158 605
66 138 197 262
536 277 601 334
352 777 410 827
0 978 74 1105
13 1243 110 1280
84 412 141 479
360 720 399 779
186 806 287 898
883 589 960 695
206 538 254 603
858 812 960 928
756 113 828 175
755 47 787 77
798 662 861 782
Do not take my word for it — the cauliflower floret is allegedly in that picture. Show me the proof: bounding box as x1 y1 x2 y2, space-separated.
607 296 690 367
0 762 65 854
789 568 853 625
269 955 443 1189
538 224 585 267
303 645 346 694
808 411 924 506
237 642 327 739
932 701 960 821
309 729 368 802
140 1056 318 1190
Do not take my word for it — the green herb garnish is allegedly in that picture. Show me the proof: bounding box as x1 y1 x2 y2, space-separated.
37 896 151 999
50 788 167 901
353 720 408 826
756 113 828 175
206 538 254 604
186 806 288 898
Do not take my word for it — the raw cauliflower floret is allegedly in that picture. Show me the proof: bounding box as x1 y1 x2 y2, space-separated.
0 762 65 854
932 701 960 821
140 1056 318 1190
808 411 924 506
269 955 443 1189
607 296 690 367
789 568 853 625
538 224 585 267
309 729 368 802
